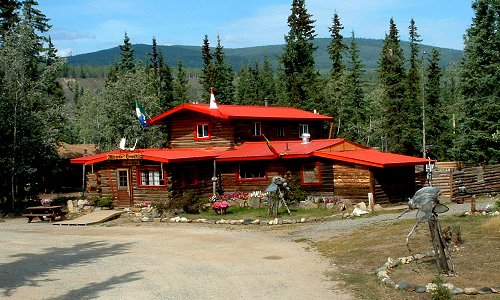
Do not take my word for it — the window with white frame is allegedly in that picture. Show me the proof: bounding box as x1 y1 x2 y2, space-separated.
252 122 262 136
299 124 309 138
196 123 210 140
140 170 162 186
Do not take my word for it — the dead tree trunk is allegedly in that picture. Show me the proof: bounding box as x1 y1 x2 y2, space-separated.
428 215 454 275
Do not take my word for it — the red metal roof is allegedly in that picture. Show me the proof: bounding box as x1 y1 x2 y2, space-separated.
314 149 431 168
70 148 218 165
215 139 345 162
148 103 333 125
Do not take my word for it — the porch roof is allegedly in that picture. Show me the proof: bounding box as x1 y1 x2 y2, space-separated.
70 148 218 165
215 139 345 162
314 149 431 168
148 103 333 125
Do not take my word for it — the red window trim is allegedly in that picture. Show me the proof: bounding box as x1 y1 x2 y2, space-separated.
194 123 211 141
136 167 167 189
301 162 322 185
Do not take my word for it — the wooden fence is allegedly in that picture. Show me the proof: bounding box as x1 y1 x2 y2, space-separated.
431 162 500 202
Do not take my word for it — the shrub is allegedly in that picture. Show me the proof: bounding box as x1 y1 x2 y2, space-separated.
167 189 207 214
429 275 452 300
96 197 113 207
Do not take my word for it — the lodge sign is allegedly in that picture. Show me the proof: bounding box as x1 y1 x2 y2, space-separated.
107 153 142 160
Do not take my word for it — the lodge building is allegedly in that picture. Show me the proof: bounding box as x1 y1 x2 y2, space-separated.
71 97 430 208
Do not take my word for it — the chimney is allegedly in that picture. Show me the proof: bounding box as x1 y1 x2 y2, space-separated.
264 97 269 107
301 133 311 144
209 88 218 109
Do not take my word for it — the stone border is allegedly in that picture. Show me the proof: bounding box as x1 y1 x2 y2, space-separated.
376 252 499 295
156 215 338 225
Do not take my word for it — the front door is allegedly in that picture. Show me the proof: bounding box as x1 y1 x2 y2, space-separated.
116 169 133 207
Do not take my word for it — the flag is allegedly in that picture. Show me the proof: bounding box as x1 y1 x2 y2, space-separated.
262 134 281 157
136 100 150 127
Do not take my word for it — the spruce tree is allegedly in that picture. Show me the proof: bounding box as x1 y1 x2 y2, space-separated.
199 34 215 99
377 18 410 154
157 51 174 109
455 0 499 163
213 35 234 104
343 31 367 143
258 56 276 105
173 58 189 106
279 0 320 110
236 64 256 105
0 0 21 41
118 32 134 73
407 18 424 156
424 48 450 160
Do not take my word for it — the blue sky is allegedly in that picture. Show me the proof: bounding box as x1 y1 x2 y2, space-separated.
38 0 475 56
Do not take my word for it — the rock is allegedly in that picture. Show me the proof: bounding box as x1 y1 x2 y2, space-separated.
414 285 427 293
142 216 154 222
170 216 180 222
399 256 412 264
242 219 253 225
382 277 395 286
326 203 335 210
478 287 492 294
299 201 318 209
356 202 367 211
77 199 89 207
452 287 464 294
300 217 306 223
179 217 188 222
426 283 437 292
396 281 414 291
251 219 260 225
493 211 500 216
67 200 75 213
342 212 351 218
352 207 369 216
282 219 292 224
464 287 478 295
491 287 500 293
373 204 384 212
260 220 268 225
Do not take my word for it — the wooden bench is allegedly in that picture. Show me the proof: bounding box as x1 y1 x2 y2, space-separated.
23 206 67 223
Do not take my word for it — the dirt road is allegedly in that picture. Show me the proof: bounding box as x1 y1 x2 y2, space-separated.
0 218 353 299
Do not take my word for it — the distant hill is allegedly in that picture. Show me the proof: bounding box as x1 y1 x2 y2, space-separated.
66 38 463 73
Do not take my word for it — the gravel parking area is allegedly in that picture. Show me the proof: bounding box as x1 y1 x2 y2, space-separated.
0 218 352 300
0 199 491 300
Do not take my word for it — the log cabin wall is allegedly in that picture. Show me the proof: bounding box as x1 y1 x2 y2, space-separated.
373 166 416 205
232 120 327 144
217 158 334 198
169 111 234 148
333 162 372 203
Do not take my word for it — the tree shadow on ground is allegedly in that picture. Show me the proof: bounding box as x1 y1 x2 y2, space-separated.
49 270 143 300
0 240 133 297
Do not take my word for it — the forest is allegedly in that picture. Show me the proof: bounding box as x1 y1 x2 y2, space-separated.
0 0 498 208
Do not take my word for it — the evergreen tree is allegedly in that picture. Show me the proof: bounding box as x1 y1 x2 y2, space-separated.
327 12 346 78
455 0 499 163
377 18 410 154
173 58 189 106
118 32 134 73
279 0 320 110
157 51 174 109
236 64 257 105
407 18 424 156
324 12 347 131
212 35 234 104
424 48 450 160
258 56 276 105
0 0 21 41
199 34 215 99
0 10 63 206
343 31 367 143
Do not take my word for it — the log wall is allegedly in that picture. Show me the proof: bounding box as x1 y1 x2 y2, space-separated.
451 164 500 202
333 162 371 203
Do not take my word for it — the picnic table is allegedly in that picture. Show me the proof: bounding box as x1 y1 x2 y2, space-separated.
22 205 67 223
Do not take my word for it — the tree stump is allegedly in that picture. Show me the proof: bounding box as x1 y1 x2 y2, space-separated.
428 215 454 275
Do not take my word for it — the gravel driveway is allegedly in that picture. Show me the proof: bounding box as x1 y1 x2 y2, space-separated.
0 199 489 300
0 218 352 300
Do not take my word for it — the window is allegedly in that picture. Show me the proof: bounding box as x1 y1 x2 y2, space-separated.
181 166 198 187
299 124 309 138
252 122 262 136
137 168 165 187
301 163 321 185
276 125 286 137
238 162 266 180
195 123 210 140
